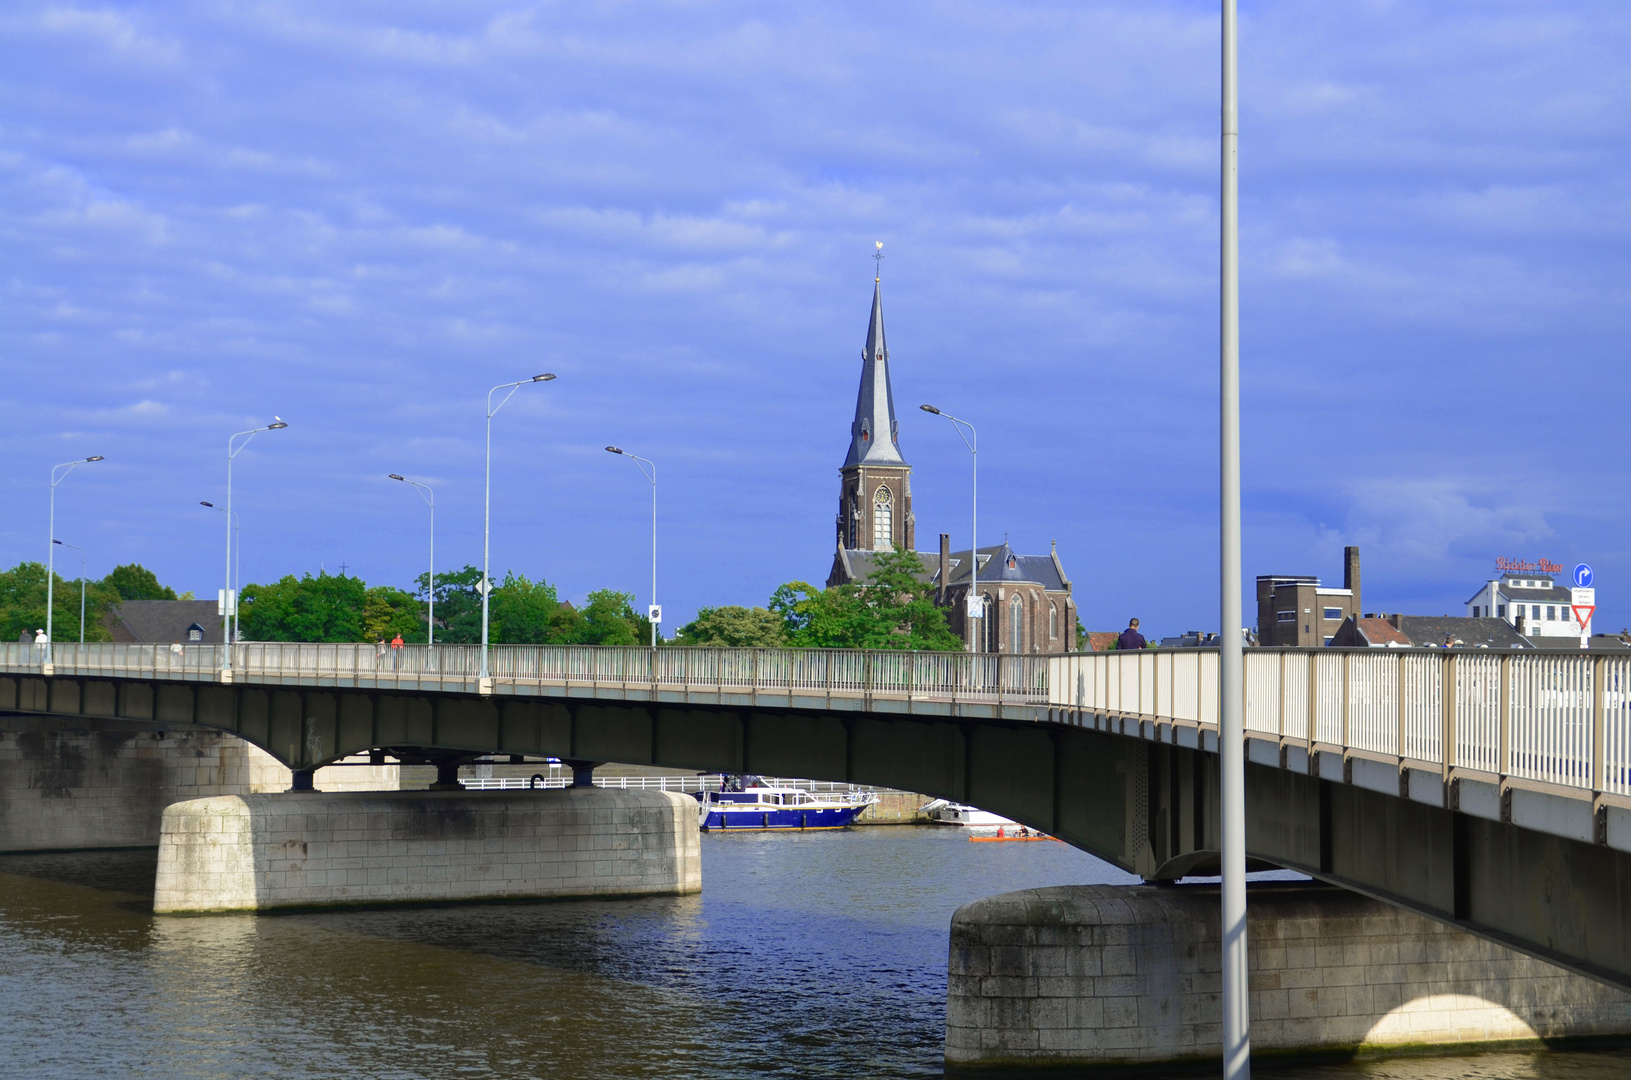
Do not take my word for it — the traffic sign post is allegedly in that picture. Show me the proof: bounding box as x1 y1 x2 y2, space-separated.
1574 563 1595 588
1572 581 1596 647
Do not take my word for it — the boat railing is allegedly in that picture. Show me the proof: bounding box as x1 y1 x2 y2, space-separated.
458 773 885 795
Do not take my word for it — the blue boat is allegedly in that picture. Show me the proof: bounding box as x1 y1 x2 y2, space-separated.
695 779 876 831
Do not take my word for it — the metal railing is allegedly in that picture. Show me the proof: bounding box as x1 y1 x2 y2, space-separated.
0 641 1049 703
1051 648 1631 799
460 773 885 795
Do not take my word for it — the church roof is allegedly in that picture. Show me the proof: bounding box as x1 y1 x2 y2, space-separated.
843 278 907 468
830 543 1070 592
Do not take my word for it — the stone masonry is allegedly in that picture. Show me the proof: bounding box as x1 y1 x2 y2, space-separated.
153 787 702 913
946 883 1631 1073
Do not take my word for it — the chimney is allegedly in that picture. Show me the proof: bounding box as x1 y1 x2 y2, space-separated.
938 533 951 606
1344 546 1361 616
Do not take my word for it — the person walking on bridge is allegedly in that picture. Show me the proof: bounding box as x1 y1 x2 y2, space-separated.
1117 618 1147 651
390 633 404 671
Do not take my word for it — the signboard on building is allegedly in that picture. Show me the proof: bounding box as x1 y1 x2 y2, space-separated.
1495 556 1564 576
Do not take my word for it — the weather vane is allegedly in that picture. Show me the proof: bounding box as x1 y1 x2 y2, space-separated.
873 240 884 280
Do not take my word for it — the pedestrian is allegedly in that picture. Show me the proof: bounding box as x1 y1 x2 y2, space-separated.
375 637 386 667
1117 618 1147 651
390 632 404 671
33 628 47 664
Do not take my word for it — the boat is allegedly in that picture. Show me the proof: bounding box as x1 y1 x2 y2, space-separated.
919 798 1016 830
696 777 877 831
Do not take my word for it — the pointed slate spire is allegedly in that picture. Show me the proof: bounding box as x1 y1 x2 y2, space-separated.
844 271 907 467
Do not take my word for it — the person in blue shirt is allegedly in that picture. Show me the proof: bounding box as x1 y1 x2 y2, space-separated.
1117 618 1147 651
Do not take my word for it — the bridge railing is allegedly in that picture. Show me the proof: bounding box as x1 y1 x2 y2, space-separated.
1 641 1049 702
1050 648 1631 799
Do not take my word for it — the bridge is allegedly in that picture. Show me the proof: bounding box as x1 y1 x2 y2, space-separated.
3 641 1629 990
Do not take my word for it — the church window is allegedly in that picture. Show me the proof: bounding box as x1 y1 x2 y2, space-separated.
872 486 893 549
1049 601 1058 640
1010 594 1024 653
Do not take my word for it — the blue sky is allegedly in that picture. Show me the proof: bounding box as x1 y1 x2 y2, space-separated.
3 1 1629 637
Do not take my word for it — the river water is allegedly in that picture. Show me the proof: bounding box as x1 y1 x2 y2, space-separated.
1 827 1627 1079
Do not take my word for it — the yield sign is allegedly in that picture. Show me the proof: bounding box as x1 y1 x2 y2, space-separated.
1573 605 1596 627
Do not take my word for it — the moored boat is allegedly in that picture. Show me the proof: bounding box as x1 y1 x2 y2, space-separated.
919 798 1016 830
696 777 876 831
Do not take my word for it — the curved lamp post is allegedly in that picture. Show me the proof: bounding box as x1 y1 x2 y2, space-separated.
47 455 103 665
51 539 86 644
224 419 288 673
200 502 241 643
920 405 979 652
389 474 436 646
481 374 555 683
606 447 658 648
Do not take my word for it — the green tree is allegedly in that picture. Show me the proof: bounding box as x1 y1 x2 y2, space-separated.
769 580 865 647
102 564 177 601
674 605 789 647
416 565 484 644
490 571 581 644
363 585 425 642
767 547 961 650
575 589 652 646
240 572 367 642
0 561 119 643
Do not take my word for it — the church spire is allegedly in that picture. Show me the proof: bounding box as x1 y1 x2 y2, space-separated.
844 246 906 468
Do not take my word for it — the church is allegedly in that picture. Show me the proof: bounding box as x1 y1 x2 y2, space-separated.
824 268 1078 654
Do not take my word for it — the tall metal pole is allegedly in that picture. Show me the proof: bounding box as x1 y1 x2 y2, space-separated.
920 406 978 651
605 448 658 647
46 456 102 665
202 503 242 642
1219 0 1251 1076
53 540 86 643
482 375 555 683
389 476 436 646
224 420 287 674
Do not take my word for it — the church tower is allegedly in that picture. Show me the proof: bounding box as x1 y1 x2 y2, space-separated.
835 261 913 553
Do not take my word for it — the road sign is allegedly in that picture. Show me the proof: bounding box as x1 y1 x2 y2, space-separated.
476 577 493 596
648 604 662 624
966 595 985 618
1574 563 1595 588
217 589 236 616
1574 605 1597 628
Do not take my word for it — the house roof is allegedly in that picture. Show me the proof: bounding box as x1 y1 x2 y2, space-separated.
105 600 225 644
1392 615 1530 649
1351 618 1411 646
829 542 1071 593
1084 631 1120 653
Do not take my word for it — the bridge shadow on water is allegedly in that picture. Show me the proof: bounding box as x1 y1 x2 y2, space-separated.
1 836 1629 1080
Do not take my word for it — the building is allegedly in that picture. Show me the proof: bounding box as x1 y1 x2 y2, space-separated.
104 600 224 644
1255 547 1362 647
1328 614 1528 649
824 269 1076 654
1463 559 1595 640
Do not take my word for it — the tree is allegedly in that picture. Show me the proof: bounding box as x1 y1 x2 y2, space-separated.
768 547 961 650
363 585 424 642
416 565 484 644
0 561 120 643
674 606 788 647
239 572 367 642
575 589 652 646
102 564 177 602
769 580 865 647
490 571 581 644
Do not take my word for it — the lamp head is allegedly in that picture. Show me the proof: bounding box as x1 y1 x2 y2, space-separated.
919 404 941 415
268 417 288 430
388 474 405 481
86 455 105 462
532 373 556 382
606 446 623 455
200 501 215 508
52 539 62 546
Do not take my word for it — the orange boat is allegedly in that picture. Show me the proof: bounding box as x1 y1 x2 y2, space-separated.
968 829 1060 843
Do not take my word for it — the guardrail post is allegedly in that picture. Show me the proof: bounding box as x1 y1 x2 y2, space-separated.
1306 650 1318 751
1442 652 1457 785
1593 655 1607 792
1396 653 1408 761
1277 651 1286 739
1341 651 1351 749
1499 654 1512 778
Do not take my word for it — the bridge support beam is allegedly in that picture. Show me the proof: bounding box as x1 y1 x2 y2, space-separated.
153 788 701 913
946 882 1631 1075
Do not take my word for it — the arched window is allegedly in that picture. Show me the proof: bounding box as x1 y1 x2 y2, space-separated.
980 593 996 653
1010 594 1024 653
872 485 893 549
1049 600 1058 641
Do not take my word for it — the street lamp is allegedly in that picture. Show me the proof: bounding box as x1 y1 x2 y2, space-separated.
482 374 555 683
47 455 103 664
920 405 980 652
224 419 288 672
389 474 436 646
606 447 658 647
200 502 241 643
51 539 86 644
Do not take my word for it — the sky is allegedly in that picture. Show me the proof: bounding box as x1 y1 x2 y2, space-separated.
3 1 1630 638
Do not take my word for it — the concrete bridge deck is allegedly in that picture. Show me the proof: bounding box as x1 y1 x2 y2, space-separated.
3 641 1629 990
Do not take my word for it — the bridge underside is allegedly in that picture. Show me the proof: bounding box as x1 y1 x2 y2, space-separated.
5 673 1629 992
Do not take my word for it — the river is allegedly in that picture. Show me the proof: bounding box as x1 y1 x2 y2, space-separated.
1 827 1627 1078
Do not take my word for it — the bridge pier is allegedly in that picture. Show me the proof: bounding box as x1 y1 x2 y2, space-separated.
946 882 1631 1074
153 787 702 913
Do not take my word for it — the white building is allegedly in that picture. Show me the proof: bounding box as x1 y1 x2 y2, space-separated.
1465 572 1594 640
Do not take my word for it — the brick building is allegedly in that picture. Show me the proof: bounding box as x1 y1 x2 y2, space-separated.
1255 546 1361 647
824 270 1075 653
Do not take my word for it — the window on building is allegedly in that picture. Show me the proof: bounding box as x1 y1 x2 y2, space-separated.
1277 610 1295 623
1546 606 1556 621
1323 607 1342 620
1497 604 1506 617
1531 605 1540 620
982 594 996 652
1048 601 1058 640
1471 606 1480 617
1324 637 1334 646
871 486 893 549
1010 594 1024 653
1562 607 1572 623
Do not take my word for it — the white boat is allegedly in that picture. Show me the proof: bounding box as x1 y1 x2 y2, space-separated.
919 798 1016 829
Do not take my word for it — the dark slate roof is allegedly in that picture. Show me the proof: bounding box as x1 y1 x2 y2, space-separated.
933 544 1068 592
105 600 225 644
1392 616 1530 650
830 548 936 587
842 278 907 468
1522 635 1631 653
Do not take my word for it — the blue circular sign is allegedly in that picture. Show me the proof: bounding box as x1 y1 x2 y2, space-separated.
1574 563 1594 588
